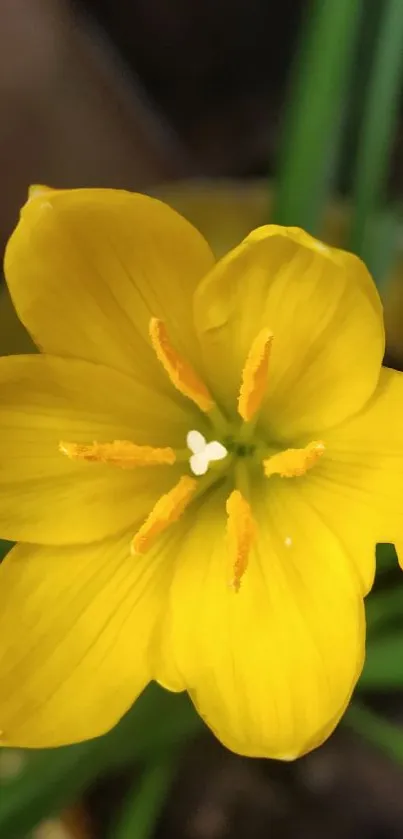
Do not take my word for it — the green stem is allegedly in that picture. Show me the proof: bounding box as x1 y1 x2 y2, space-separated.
348 0 403 262
272 0 362 233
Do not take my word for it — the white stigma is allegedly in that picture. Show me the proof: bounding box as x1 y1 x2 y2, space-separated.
187 430 228 476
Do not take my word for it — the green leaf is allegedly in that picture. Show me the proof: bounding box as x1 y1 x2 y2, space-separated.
356 208 401 290
337 2 385 193
375 542 399 576
345 700 403 764
0 540 12 563
0 685 202 839
366 583 403 638
0 287 35 356
348 0 403 269
113 755 177 839
359 632 403 689
272 0 362 233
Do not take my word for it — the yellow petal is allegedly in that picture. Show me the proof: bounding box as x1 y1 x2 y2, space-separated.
302 366 403 592
0 354 191 544
157 485 365 759
5 189 214 386
0 534 167 747
195 226 384 437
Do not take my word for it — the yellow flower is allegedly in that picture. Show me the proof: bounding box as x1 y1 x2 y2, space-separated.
0 187 402 760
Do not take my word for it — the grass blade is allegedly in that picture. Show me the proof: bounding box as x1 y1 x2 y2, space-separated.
348 0 403 271
272 0 362 233
113 756 177 839
0 686 201 839
346 701 403 764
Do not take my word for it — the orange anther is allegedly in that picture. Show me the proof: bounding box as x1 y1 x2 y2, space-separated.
263 441 325 478
238 328 273 422
59 440 176 468
131 475 197 554
226 489 256 592
149 318 214 413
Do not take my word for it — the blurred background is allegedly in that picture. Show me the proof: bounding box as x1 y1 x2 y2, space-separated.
1 0 403 837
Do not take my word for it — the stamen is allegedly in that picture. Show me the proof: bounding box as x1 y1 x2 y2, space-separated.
238 328 273 422
131 475 197 554
59 440 176 468
149 318 214 413
226 490 256 592
263 441 325 478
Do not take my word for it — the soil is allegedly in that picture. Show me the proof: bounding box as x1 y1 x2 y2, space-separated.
87 721 403 839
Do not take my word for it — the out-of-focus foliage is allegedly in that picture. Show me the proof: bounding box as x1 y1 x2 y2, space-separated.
272 0 362 233
348 0 403 269
0 286 34 356
0 680 201 839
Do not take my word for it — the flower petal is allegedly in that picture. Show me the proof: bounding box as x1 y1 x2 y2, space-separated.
5 189 214 384
0 534 167 747
158 485 365 759
194 226 384 437
0 354 193 544
303 366 403 591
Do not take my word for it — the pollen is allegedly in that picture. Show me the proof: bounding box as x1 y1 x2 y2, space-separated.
149 318 214 413
238 328 274 422
59 440 176 467
131 475 197 555
226 490 256 592
263 441 325 478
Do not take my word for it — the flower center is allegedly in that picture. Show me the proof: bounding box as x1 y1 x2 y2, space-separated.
60 318 324 591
